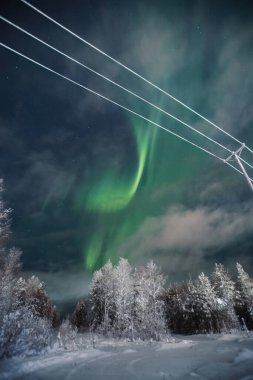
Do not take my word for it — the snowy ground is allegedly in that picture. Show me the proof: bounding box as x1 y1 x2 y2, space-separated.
1 332 253 380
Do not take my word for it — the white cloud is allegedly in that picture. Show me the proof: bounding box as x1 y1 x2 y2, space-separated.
210 26 253 136
21 270 92 303
119 204 253 258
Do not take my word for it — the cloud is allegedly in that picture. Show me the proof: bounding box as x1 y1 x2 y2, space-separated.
45 2 253 148
21 270 92 303
119 204 253 265
122 15 186 84
210 26 253 137
10 150 75 212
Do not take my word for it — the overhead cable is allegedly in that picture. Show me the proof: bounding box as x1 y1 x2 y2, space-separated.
0 14 235 157
19 0 253 156
1 41 239 170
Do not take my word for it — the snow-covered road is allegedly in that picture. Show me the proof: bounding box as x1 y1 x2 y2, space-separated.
1 333 253 380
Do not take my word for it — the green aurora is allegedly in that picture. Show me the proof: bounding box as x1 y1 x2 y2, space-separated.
77 98 207 271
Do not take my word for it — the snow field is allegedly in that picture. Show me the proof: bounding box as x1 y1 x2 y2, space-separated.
0 332 253 380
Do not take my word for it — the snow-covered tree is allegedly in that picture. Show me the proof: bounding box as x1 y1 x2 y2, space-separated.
15 275 59 327
90 258 134 337
71 300 88 331
0 182 23 325
0 305 52 359
90 260 116 333
0 179 11 252
0 180 55 358
57 319 77 350
164 276 219 335
235 263 253 329
163 281 197 334
113 258 134 337
89 259 167 340
134 261 167 340
211 263 239 331
196 272 219 333
0 247 22 324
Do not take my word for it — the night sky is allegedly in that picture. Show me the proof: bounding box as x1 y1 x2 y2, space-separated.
1 0 253 301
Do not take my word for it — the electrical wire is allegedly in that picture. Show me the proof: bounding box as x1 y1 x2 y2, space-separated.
1 41 253 184
0 15 234 157
0 41 234 166
19 0 253 156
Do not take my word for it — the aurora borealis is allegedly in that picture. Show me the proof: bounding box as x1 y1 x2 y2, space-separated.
0 0 253 300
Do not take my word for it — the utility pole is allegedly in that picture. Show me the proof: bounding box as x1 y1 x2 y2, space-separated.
225 144 253 193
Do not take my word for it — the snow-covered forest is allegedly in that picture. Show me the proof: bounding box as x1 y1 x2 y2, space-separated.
89 258 253 339
0 179 253 364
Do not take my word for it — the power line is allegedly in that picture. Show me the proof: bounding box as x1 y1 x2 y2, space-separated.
226 161 250 177
235 156 253 171
0 42 236 166
1 41 252 185
0 15 234 157
19 0 253 156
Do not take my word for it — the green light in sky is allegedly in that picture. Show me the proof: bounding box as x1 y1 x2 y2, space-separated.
77 90 208 271
84 118 151 213
85 235 103 270
81 116 156 269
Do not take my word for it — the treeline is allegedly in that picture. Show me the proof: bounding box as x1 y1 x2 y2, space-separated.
89 259 166 341
164 263 253 334
87 258 253 339
0 179 61 358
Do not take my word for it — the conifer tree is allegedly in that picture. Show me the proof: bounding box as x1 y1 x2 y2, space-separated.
211 263 238 331
235 263 253 329
71 300 88 331
15 275 59 327
0 179 11 252
192 273 218 333
0 180 54 357
163 281 199 334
